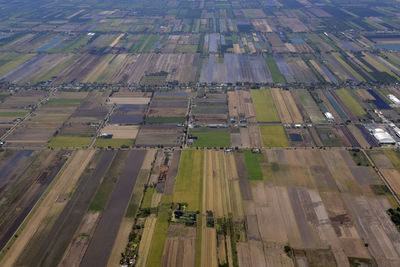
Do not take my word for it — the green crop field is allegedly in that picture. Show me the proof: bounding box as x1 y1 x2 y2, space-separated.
175 44 197 53
141 187 155 209
315 127 342 147
259 125 288 147
173 150 204 211
44 98 84 108
189 130 231 148
243 150 263 180
336 89 366 117
251 89 280 123
94 138 134 148
0 111 28 117
297 89 326 123
48 136 91 148
146 197 171 267
265 56 286 83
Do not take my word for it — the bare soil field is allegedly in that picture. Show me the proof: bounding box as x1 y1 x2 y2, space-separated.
200 54 273 83
286 127 315 147
135 124 183 147
108 97 150 105
270 88 303 123
0 92 45 109
109 104 146 125
238 148 400 267
101 125 139 139
136 215 157 267
248 125 263 147
147 98 188 118
347 125 370 148
228 90 257 123
165 150 181 196
94 53 199 83
162 223 196 267
59 211 101 267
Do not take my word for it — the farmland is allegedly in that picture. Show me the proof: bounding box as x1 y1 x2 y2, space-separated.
1 0 400 266
251 89 280 123
1 83 400 267
259 125 289 147
189 128 231 148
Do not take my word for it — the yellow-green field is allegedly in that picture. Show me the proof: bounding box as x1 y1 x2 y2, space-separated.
336 89 366 117
259 125 288 147
48 136 91 148
251 89 280 122
384 150 400 170
332 52 365 82
173 150 204 211
0 53 36 77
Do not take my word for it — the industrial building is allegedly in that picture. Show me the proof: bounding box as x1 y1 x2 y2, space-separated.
370 128 396 145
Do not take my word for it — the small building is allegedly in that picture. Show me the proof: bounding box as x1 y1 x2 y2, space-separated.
388 94 400 106
99 133 113 139
324 112 334 122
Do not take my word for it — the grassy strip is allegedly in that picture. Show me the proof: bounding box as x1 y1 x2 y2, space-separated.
265 56 286 83
48 136 91 148
88 151 129 211
141 187 155 209
260 125 288 147
243 150 263 180
146 116 185 124
145 196 172 267
44 98 84 107
125 169 151 217
128 34 148 53
251 89 280 123
94 138 134 148
174 150 204 211
141 34 158 53
336 89 366 117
